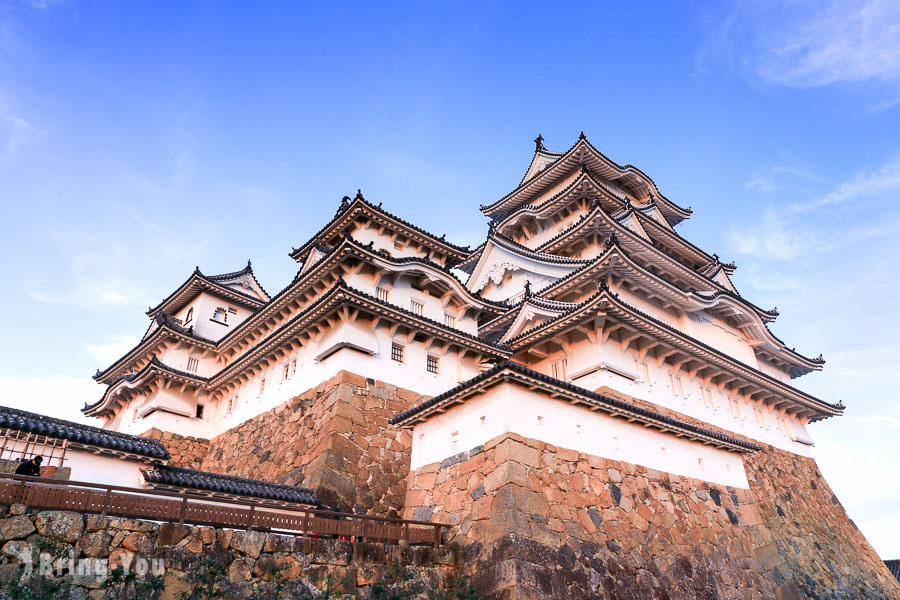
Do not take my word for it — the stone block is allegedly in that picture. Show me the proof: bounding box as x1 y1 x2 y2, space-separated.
484 461 529 493
158 523 190 547
230 530 266 558
35 511 83 542
494 438 541 467
0 515 35 541
77 530 112 558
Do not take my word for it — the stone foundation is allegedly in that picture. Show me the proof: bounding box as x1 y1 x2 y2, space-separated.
0 506 457 599
140 429 210 470
196 371 420 516
405 432 900 599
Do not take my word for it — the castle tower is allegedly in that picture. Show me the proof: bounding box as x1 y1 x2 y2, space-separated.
88 136 898 599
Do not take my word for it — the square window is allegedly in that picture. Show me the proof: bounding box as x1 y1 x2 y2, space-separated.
186 357 199 373
411 300 424 316
391 344 404 363
427 355 438 374
444 314 456 327
377 288 389 302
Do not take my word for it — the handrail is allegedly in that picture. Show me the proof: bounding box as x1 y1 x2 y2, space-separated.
0 473 449 545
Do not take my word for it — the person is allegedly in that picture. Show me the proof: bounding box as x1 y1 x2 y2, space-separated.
14 455 42 477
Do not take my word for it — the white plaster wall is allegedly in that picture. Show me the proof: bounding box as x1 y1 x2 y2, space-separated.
185 294 253 342
559 343 815 457
65 452 148 488
409 383 750 489
4 439 148 488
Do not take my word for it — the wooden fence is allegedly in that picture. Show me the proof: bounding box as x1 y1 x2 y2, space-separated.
0 473 447 546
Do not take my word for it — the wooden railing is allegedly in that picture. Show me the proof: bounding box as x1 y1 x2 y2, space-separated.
0 473 447 546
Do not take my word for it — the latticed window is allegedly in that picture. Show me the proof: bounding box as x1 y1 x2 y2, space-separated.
426 355 439 374
391 344 404 362
444 314 456 328
0 429 68 468
377 288 389 302
550 359 566 380
186 357 199 373
410 300 424 316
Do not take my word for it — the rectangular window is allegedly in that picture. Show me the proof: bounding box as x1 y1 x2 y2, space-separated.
444 314 456 328
258 378 266 396
778 416 792 437
195 404 204 419
426 355 439 374
290 359 297 377
391 344 404 363
394 240 404 250
755 407 766 428
282 364 290 381
186 357 199 373
641 362 652 384
227 397 235 414
377 288 389 302
550 359 567 380
675 376 684 397
227 307 238 314
411 300 424 316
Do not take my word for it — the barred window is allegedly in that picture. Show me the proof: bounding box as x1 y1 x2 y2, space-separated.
391 344 404 363
186 357 199 373
426 355 439 374
410 300 424 316
444 314 456 328
377 288 389 302
258 378 266 396
282 364 290 381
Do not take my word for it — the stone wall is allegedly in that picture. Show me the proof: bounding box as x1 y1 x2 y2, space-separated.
0 506 457 599
141 429 210 470
404 432 900 600
198 371 421 516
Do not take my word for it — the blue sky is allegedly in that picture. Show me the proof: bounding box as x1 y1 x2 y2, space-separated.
1 0 899 556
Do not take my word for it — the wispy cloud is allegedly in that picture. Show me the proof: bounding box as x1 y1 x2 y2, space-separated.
85 335 141 365
701 0 900 98
790 154 900 211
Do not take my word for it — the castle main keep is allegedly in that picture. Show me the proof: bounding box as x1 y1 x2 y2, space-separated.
84 134 899 598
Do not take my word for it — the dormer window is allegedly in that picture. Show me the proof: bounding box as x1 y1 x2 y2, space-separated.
185 308 193 325
212 307 228 324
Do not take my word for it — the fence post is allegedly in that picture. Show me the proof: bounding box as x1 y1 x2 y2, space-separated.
16 478 26 506
100 487 112 519
178 496 188 525
247 504 255 532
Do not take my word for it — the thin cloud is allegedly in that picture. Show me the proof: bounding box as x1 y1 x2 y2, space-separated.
86 335 141 365
790 155 900 211
701 0 900 94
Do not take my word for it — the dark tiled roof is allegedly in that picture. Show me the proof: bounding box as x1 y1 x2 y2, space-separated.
146 267 267 318
142 464 318 505
206 260 271 299
289 193 471 263
390 361 760 452
884 560 900 582
0 405 170 460
482 134 691 223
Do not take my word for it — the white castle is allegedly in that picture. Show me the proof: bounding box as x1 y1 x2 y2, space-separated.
88 133 841 491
